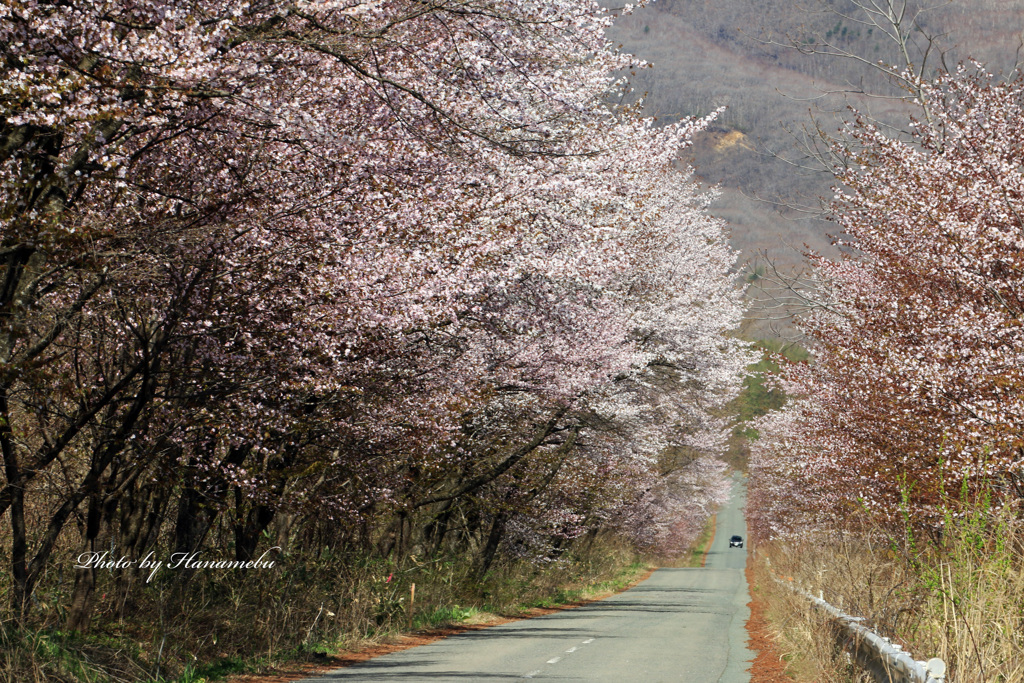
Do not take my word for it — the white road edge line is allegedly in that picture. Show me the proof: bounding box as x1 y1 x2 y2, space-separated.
523 670 541 678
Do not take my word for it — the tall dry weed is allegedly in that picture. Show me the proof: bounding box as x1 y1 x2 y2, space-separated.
755 509 1024 682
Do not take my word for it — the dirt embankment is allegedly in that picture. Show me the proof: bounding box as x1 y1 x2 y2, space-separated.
746 558 793 683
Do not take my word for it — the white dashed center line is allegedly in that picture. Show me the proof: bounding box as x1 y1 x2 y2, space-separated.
524 638 595 677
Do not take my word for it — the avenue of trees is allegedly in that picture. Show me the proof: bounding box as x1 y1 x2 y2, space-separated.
0 0 749 639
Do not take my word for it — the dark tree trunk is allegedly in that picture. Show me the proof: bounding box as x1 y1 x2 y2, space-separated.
173 446 250 555
233 497 277 561
66 565 97 632
65 490 106 632
1 386 29 622
477 511 507 578
426 500 455 555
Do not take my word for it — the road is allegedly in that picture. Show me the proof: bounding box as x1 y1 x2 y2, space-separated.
300 475 751 682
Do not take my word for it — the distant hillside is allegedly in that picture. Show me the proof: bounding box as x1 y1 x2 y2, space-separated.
608 0 1024 330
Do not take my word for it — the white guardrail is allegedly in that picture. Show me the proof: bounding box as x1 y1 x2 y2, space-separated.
767 560 947 683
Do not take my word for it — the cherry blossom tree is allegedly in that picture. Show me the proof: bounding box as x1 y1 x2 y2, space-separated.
1 0 748 623
750 68 1024 536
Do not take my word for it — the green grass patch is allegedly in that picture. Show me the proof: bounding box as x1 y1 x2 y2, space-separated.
412 604 482 629
679 514 716 568
525 560 649 609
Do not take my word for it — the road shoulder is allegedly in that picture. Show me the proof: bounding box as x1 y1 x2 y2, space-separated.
225 566 657 683
745 555 794 682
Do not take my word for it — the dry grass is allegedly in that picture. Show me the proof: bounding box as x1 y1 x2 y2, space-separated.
752 510 1024 683
0 538 649 683
749 552 865 683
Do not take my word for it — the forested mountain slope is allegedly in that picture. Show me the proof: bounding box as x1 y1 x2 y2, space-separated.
610 0 1024 276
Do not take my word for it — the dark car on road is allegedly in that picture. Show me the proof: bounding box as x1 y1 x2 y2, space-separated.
729 535 743 548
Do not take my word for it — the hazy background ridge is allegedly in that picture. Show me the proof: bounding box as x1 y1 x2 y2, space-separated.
608 0 1024 327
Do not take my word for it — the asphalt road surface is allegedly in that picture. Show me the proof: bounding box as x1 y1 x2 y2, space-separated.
301 475 751 682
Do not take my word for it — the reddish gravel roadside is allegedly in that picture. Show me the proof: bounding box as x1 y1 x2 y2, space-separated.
746 559 794 682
